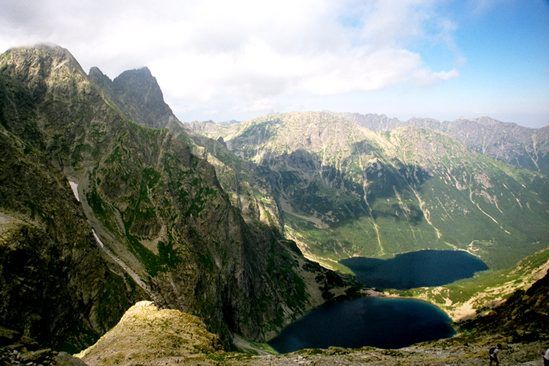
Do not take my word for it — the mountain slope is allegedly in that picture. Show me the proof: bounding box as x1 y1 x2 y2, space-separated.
0 45 350 349
88 67 286 234
0 70 142 350
461 267 549 342
347 113 549 175
192 112 549 269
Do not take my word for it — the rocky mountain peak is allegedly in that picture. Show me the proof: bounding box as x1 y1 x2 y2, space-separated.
112 67 158 95
473 116 510 127
343 112 402 131
0 43 85 79
88 66 181 129
118 66 152 77
3 43 75 63
88 66 111 82
88 66 113 94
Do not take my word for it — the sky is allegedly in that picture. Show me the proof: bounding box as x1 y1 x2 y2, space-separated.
0 0 548 127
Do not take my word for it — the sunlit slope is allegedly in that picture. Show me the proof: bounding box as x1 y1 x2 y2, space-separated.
345 113 549 176
197 112 549 269
392 248 549 321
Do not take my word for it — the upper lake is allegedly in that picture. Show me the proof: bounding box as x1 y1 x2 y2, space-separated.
340 249 488 289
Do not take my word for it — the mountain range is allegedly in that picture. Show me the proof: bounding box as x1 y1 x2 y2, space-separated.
0 44 547 365
191 112 548 270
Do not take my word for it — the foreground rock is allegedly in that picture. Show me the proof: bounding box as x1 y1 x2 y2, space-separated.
75 301 223 366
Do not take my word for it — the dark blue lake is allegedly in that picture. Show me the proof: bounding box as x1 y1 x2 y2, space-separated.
340 250 488 289
269 297 455 353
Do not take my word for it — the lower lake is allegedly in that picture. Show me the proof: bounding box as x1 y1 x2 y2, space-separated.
269 296 455 353
340 249 488 289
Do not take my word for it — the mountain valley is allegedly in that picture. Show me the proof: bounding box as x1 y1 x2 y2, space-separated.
192 112 548 270
0 44 547 366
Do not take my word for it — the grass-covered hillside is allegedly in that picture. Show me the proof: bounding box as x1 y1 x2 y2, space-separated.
192 112 549 270
389 248 549 321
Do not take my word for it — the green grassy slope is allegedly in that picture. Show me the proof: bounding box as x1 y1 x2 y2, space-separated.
193 112 549 271
389 248 548 320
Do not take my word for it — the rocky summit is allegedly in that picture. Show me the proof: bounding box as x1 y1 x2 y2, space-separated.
0 44 547 366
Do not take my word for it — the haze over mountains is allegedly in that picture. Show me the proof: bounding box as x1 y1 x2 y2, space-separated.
0 44 547 365
191 112 548 270
345 113 549 175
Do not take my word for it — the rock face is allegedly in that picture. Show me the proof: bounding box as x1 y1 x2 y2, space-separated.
191 112 549 270
0 325 87 366
346 113 549 175
76 301 222 366
0 45 350 350
88 66 180 130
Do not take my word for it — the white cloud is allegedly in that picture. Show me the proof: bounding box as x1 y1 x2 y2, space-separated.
0 0 459 121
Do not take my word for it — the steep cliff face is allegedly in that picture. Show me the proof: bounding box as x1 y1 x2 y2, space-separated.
0 71 142 350
186 134 286 233
0 45 349 349
88 66 180 130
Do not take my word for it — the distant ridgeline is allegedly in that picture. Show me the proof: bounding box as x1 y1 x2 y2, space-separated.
190 112 549 270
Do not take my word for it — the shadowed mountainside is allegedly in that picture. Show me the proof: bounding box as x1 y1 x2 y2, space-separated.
0 45 352 351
